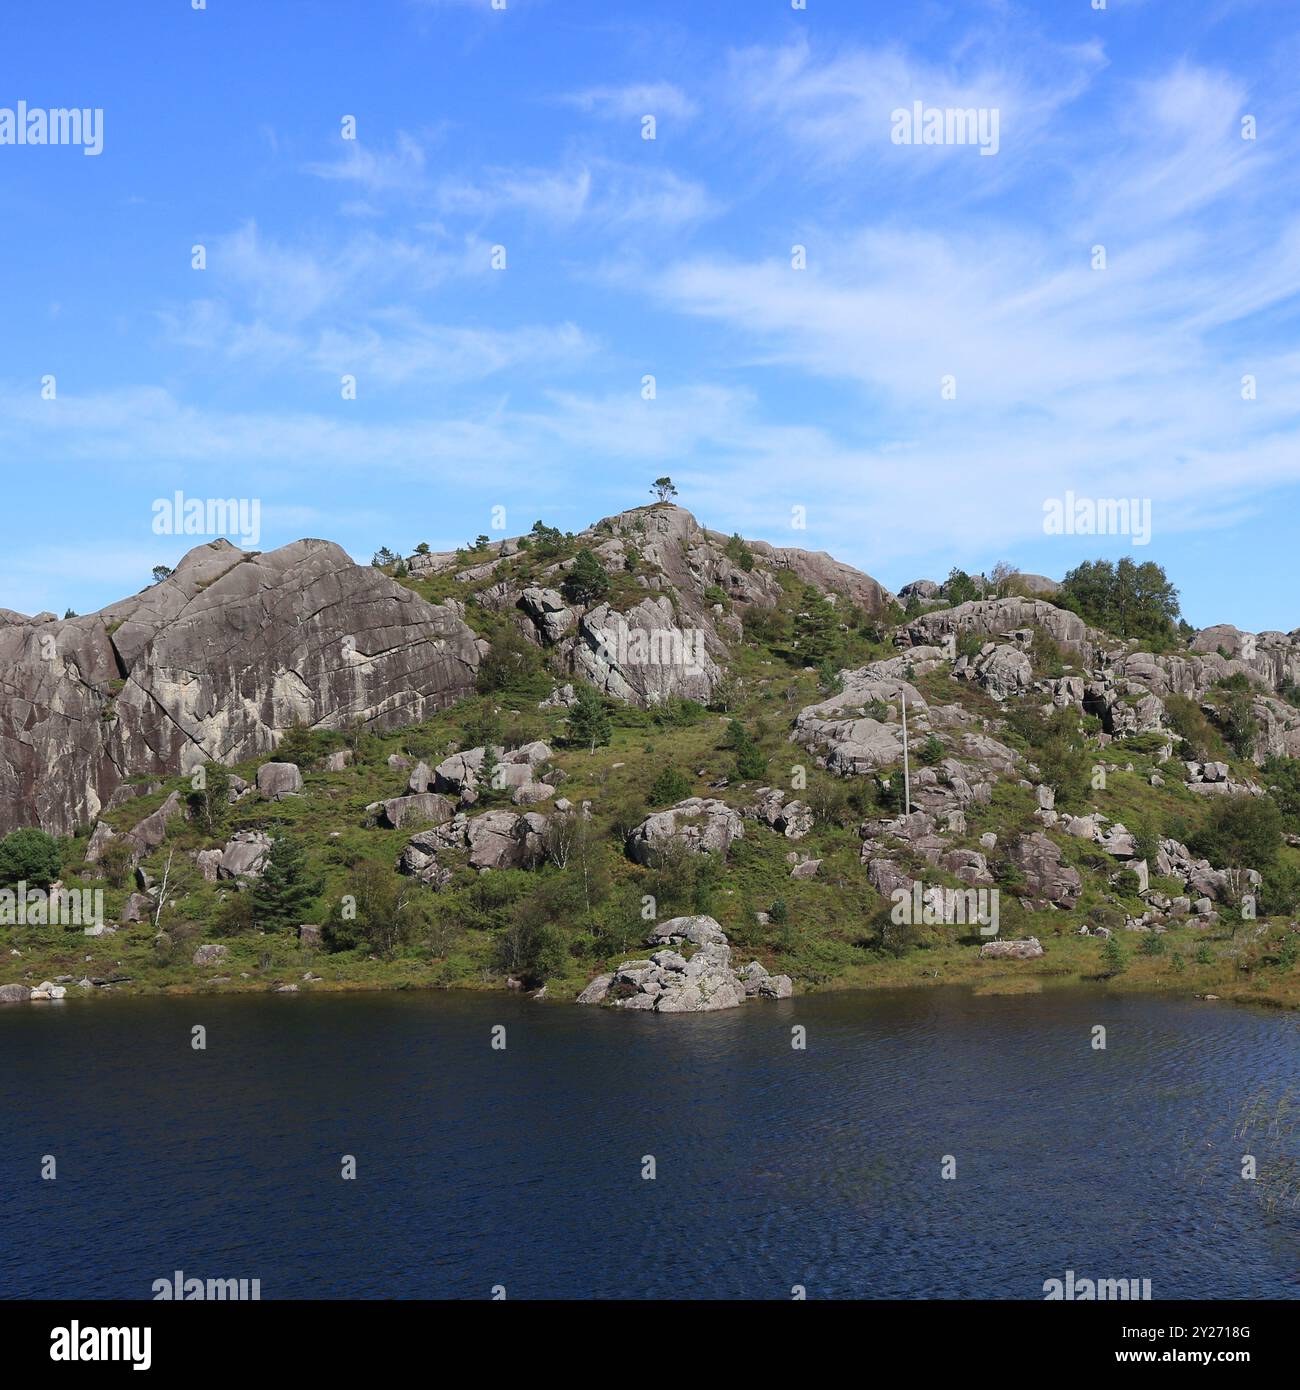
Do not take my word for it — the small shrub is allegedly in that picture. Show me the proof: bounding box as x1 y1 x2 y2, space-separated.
648 767 692 807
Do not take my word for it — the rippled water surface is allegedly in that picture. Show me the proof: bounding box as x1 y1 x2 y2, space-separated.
1 987 1296 1298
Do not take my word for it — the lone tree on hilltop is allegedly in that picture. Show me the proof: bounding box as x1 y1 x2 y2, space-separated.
651 476 678 503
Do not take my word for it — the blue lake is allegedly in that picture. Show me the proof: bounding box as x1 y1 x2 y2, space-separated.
1 987 1296 1299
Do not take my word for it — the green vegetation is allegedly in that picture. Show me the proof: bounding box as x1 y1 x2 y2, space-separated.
943 568 981 607
567 686 612 753
0 828 63 888
6 510 1300 1019
561 548 610 606
725 532 755 572
648 766 693 807
250 832 324 933
187 763 231 836
1054 557 1182 648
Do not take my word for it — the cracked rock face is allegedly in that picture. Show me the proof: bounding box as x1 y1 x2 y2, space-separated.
573 596 723 707
1008 832 1082 908
0 538 479 835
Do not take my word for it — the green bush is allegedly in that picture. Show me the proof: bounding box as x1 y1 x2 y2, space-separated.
648 767 692 807
477 624 545 695
1164 694 1222 762
98 837 137 889
917 734 944 766
724 720 768 780
1190 796 1282 873
561 548 610 606
1102 936 1128 975
324 862 430 957
567 686 612 752
187 762 231 835
724 533 754 572
1262 756 1300 825
1030 627 1066 677
275 721 332 769
0 827 64 888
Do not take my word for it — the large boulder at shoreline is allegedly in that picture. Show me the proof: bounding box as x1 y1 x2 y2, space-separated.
980 937 1044 959
0 983 32 1003
577 917 791 1012
605 940 745 1013
739 960 794 998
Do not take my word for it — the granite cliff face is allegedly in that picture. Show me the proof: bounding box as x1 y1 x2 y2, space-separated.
0 539 479 835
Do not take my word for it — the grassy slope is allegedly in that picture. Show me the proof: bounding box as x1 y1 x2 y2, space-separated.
4 560 1299 1011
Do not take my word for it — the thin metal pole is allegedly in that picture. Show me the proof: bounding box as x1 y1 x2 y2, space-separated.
901 689 911 815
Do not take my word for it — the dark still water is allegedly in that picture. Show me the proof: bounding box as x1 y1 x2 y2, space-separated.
1 987 1297 1300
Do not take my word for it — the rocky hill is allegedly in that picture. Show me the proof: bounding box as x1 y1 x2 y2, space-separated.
2 501 1299 1013
0 539 480 836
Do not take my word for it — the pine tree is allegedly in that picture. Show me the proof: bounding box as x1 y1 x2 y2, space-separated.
567 686 611 753
561 548 610 606
276 721 320 768
1102 936 1127 977
793 585 839 665
724 719 767 780
251 832 323 933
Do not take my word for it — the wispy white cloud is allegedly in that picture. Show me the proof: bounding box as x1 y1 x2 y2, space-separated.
562 82 696 123
303 132 432 198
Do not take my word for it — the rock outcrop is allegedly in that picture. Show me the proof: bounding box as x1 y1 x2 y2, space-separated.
0 538 479 835
902 597 1096 663
410 505 891 709
744 787 814 840
625 798 744 865
399 809 550 885
979 937 1044 959
1007 832 1083 908
576 916 791 1012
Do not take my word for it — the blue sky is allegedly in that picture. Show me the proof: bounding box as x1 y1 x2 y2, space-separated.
2 0 1299 631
